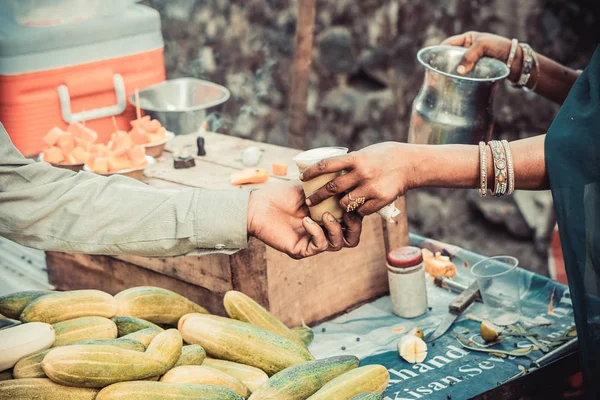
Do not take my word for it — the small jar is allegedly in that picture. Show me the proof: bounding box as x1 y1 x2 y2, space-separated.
387 246 428 318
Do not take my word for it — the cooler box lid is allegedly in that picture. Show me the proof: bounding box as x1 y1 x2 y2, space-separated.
0 4 164 75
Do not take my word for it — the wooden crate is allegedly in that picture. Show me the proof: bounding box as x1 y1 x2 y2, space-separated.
46 132 408 326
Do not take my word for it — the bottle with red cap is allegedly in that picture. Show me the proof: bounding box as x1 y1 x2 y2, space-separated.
387 246 429 318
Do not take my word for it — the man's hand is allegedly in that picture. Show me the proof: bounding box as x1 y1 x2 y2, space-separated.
247 184 362 259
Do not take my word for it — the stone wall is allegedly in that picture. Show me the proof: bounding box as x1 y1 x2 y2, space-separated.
142 0 599 274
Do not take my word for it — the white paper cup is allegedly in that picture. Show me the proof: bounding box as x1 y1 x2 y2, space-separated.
293 147 348 223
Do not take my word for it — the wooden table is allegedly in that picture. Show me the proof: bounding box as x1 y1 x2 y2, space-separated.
46 132 409 326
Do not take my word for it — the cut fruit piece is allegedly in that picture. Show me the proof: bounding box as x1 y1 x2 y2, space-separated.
129 127 151 145
480 320 503 343
407 327 424 340
66 154 78 164
108 154 133 172
147 134 163 143
272 163 288 176
109 132 134 156
142 119 162 133
91 144 110 157
156 127 167 138
56 132 74 148
71 147 90 163
57 133 75 158
43 146 64 164
130 116 151 129
422 248 457 278
43 127 64 147
397 334 427 363
127 146 147 167
91 157 109 174
60 144 75 159
74 138 94 153
231 169 269 185
69 122 98 143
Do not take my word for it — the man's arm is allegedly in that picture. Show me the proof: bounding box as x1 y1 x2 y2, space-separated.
0 124 248 256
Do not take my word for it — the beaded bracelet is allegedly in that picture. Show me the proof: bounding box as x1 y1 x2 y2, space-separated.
478 141 488 198
489 140 508 197
501 140 515 195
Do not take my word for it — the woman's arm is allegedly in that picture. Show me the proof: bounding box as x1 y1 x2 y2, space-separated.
415 134 548 191
301 135 548 216
443 32 581 105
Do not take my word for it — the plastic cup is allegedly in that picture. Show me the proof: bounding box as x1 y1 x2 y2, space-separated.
293 147 348 223
471 256 521 326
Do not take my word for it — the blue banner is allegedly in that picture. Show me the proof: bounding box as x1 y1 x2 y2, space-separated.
310 234 575 400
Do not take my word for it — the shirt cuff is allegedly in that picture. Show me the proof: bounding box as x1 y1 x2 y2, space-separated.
194 188 250 250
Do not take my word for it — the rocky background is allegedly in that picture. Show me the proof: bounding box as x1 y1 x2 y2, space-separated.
142 0 599 275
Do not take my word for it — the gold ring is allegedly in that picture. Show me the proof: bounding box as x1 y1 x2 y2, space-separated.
346 201 359 212
346 195 366 213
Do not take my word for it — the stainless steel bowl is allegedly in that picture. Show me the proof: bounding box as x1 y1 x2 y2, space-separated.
129 78 231 135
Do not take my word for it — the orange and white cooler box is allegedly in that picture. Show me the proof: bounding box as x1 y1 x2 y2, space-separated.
0 3 166 156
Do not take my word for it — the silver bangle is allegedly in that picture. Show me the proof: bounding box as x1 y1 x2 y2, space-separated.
525 49 541 92
501 140 515 195
479 141 488 198
516 43 533 88
506 38 519 69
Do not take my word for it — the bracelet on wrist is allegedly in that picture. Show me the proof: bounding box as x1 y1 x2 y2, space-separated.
514 43 533 88
501 140 515 195
506 38 519 70
478 141 488 198
489 140 508 197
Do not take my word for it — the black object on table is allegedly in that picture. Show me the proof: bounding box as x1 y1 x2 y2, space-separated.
197 136 206 156
174 156 196 169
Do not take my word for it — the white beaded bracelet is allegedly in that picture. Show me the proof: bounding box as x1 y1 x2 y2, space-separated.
479 141 487 198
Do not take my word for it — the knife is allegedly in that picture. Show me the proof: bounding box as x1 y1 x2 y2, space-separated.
433 276 483 302
424 280 480 343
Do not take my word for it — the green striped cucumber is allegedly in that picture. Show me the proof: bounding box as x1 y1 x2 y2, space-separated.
249 355 359 400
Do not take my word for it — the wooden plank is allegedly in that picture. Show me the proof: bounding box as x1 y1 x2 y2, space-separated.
46 252 227 316
265 215 389 327
114 254 232 293
287 0 317 149
230 237 270 309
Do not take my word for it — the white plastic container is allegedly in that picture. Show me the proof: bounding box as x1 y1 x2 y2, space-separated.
3 0 140 27
387 246 428 318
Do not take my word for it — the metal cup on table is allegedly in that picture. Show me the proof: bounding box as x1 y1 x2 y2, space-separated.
471 255 521 326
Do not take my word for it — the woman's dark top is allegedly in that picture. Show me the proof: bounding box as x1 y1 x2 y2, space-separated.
546 45 600 399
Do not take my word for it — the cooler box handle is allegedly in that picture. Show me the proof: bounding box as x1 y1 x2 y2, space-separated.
58 74 127 123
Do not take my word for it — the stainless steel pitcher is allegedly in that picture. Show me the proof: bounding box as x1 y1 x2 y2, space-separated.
408 45 510 145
